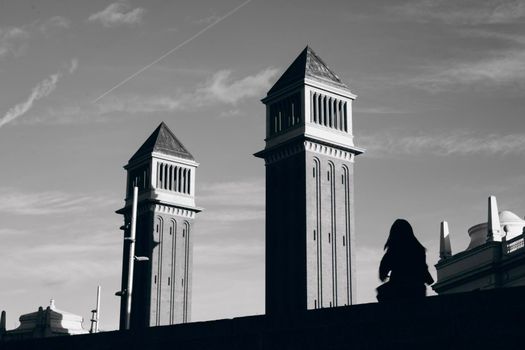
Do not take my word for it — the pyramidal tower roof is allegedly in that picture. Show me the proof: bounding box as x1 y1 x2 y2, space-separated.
267 46 350 95
129 122 194 162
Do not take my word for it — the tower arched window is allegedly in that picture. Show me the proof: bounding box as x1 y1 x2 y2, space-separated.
320 96 324 126
187 170 191 194
168 165 173 191
338 101 343 131
328 97 333 128
293 93 300 125
343 102 348 132
324 96 329 126
333 98 338 130
182 169 187 194
164 164 169 190
312 92 317 123
158 163 164 189
178 167 183 192
173 166 178 192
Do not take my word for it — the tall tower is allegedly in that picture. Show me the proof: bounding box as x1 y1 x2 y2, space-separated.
255 47 363 316
117 122 200 328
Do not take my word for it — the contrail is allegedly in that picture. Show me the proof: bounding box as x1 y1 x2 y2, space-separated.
92 0 253 104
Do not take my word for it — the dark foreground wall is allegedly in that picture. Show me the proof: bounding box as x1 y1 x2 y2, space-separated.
3 287 525 350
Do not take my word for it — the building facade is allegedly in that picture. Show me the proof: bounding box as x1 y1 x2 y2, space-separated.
255 47 364 316
117 122 200 328
434 196 525 294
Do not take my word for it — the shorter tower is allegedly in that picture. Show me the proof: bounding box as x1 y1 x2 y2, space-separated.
117 122 200 328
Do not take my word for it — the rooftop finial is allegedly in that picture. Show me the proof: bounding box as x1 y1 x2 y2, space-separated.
439 221 452 259
487 195 502 242
49 299 56 309
0 310 6 333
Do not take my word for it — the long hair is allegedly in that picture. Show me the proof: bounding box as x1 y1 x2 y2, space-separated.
384 219 426 253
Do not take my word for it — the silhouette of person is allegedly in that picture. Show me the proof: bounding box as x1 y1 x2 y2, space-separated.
376 219 434 302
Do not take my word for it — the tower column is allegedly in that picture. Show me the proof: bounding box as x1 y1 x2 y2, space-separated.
255 47 364 316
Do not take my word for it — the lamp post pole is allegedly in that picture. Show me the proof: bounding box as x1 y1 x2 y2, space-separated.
124 186 139 330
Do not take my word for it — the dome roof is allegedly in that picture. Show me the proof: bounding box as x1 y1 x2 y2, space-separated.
467 211 525 250
499 210 525 224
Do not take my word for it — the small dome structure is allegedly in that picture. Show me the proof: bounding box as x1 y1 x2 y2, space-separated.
3 300 87 340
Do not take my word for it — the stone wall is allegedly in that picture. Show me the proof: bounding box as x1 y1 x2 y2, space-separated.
3 286 525 349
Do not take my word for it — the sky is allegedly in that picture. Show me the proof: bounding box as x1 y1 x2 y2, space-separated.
0 0 524 331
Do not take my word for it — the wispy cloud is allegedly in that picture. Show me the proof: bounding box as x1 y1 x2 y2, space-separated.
88 1 145 27
2 240 120 287
391 0 525 25
91 0 253 103
199 179 264 207
69 58 79 74
0 26 29 58
40 16 70 32
354 106 409 115
197 179 265 225
0 59 77 129
97 67 278 114
0 16 70 59
195 68 278 105
0 228 28 236
360 130 525 157
195 243 264 267
0 73 60 128
0 187 119 216
411 49 525 91
192 14 221 25
406 25 525 92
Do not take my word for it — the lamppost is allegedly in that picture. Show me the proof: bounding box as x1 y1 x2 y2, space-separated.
115 186 149 330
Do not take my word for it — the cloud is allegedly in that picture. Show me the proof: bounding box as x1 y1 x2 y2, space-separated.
359 130 525 157
195 68 279 105
0 26 29 58
405 27 525 92
391 0 525 25
195 243 264 267
2 240 120 287
88 1 145 27
0 187 119 216
459 28 525 45
0 17 70 59
0 228 28 236
199 179 265 207
68 58 79 74
198 179 265 225
0 59 78 129
411 49 525 91
97 67 278 114
192 14 221 25
0 73 59 128
354 106 409 116
40 16 70 32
